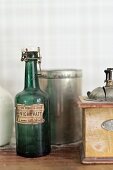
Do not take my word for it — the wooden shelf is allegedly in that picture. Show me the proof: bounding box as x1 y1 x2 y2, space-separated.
0 143 113 170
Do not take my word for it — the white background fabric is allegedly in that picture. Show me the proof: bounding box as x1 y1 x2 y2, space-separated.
0 0 113 96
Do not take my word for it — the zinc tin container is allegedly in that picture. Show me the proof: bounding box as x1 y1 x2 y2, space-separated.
39 69 82 145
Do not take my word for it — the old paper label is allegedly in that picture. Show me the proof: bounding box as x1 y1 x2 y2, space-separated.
16 104 45 124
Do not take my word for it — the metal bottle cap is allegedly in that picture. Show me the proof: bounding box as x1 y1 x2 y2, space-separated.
21 47 42 72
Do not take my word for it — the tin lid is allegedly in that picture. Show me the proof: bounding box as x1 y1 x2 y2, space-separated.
38 69 82 79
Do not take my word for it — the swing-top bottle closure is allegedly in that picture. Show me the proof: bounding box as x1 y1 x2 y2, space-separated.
21 47 42 73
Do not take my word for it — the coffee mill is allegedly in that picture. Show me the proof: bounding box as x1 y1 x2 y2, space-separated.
78 68 113 164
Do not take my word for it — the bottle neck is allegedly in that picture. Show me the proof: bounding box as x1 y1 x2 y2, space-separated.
24 60 40 90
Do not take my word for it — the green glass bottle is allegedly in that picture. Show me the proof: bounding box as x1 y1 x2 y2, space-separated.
15 47 51 158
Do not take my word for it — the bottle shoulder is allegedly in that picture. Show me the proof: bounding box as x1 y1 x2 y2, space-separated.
16 89 48 96
15 89 49 104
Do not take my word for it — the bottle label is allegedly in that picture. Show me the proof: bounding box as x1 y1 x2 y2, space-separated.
16 104 45 124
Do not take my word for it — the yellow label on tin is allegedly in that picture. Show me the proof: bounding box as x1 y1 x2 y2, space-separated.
16 104 45 124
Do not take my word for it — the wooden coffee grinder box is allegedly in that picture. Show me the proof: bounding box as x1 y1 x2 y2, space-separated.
78 68 113 164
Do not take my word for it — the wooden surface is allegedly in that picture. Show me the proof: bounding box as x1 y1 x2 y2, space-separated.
78 96 113 108
84 108 113 158
0 144 113 170
78 96 113 164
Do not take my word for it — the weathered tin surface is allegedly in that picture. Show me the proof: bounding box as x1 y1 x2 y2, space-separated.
39 70 82 145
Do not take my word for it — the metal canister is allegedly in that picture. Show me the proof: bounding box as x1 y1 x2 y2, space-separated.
39 69 82 145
